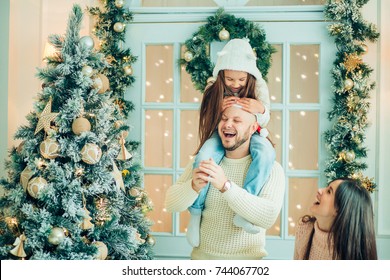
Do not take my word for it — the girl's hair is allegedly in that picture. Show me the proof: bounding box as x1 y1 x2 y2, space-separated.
303 178 378 260
194 71 257 154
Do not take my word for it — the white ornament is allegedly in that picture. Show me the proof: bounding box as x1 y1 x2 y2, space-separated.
184 51 193 62
123 65 133 76
27 176 48 198
344 78 354 91
113 22 125 33
82 65 93 77
115 0 124 8
93 241 108 260
80 36 94 50
39 138 60 159
48 227 65 245
218 28 230 41
81 143 102 165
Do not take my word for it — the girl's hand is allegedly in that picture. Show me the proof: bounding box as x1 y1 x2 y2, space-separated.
236 98 265 114
222 96 240 111
198 158 227 191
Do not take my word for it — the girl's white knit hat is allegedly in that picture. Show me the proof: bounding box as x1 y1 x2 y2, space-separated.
212 38 263 81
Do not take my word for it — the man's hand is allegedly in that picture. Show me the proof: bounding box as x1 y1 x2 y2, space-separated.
192 168 208 193
198 158 227 191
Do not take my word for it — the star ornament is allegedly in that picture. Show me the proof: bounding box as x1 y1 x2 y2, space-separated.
343 52 362 74
34 98 59 135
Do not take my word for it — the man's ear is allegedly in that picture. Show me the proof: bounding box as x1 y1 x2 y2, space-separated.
250 122 259 135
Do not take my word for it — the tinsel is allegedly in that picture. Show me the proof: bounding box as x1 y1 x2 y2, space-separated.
323 0 379 192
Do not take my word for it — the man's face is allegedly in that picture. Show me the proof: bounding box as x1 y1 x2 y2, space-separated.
218 106 256 151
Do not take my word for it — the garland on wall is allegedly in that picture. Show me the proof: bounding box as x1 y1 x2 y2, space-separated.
88 0 137 119
180 8 275 91
323 0 379 192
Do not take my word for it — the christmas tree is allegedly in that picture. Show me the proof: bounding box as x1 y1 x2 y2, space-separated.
0 4 153 260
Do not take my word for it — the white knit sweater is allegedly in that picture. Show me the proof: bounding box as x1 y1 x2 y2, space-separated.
165 155 285 260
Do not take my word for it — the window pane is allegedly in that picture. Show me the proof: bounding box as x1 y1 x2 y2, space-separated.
180 110 199 168
267 214 281 236
180 45 203 103
247 0 325 5
290 45 319 103
268 110 282 164
144 175 173 233
268 44 282 104
288 177 318 236
141 0 217 7
146 45 173 102
145 110 173 167
180 211 190 234
289 111 318 170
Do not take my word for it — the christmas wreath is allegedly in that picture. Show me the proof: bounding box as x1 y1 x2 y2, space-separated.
180 8 275 91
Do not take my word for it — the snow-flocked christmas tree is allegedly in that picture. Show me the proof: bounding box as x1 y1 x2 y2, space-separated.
0 4 153 260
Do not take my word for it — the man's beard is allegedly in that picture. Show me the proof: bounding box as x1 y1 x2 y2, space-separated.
223 126 251 151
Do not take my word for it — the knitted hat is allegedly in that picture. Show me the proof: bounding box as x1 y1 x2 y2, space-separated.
212 38 262 81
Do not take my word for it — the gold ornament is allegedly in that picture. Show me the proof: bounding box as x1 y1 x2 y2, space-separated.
112 161 125 192
39 138 60 159
338 152 346 161
129 188 140 197
81 143 102 165
123 65 133 76
114 120 124 129
123 56 131 63
34 98 59 135
95 197 111 226
116 136 132 161
75 167 84 177
35 158 47 170
48 227 65 245
114 99 126 112
27 176 48 198
146 235 156 246
183 51 193 62
122 169 130 177
344 151 355 162
20 167 34 192
105 55 117 65
135 232 145 244
360 44 368 55
344 78 354 91
218 28 230 41
113 22 125 33
343 52 362 74
93 241 108 260
10 233 27 258
92 74 110 94
82 65 93 77
72 117 91 135
115 0 124 8
80 36 94 50
16 141 25 153
80 207 94 230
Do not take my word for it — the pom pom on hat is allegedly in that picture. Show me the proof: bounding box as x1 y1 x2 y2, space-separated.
213 38 263 81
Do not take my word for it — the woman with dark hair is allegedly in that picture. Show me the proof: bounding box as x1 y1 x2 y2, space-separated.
294 178 377 260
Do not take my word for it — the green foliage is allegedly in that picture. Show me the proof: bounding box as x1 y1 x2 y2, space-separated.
180 8 275 91
0 4 153 260
323 0 379 192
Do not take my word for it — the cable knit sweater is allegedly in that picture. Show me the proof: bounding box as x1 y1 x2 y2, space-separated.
165 155 285 260
294 218 333 260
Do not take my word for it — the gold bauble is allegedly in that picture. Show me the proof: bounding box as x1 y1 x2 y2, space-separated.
114 120 124 129
146 235 156 246
344 78 354 91
92 75 103 91
40 138 60 159
115 0 124 8
218 28 230 41
20 167 34 192
48 227 65 245
72 117 91 135
92 73 110 94
129 188 141 197
82 65 93 77
183 51 193 62
81 143 102 165
123 65 133 76
93 241 108 260
345 151 355 162
27 176 48 198
113 22 125 33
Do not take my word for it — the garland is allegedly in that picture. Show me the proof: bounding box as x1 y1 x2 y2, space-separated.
180 8 275 91
323 0 379 192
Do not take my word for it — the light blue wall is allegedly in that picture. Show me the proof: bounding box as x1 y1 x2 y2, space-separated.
0 0 10 179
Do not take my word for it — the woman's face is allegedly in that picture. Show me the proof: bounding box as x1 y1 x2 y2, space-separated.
310 179 342 221
223 70 248 93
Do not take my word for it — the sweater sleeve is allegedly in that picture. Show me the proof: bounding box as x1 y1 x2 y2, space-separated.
222 161 285 229
164 159 199 212
293 219 314 260
254 76 271 127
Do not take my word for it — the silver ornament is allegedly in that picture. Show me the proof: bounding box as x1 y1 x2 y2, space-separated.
79 36 94 50
115 0 124 8
123 65 133 75
218 28 230 41
344 78 354 91
184 51 193 62
82 65 93 77
345 151 355 162
48 227 65 245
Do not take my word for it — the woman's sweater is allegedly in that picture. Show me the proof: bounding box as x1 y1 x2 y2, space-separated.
165 155 285 259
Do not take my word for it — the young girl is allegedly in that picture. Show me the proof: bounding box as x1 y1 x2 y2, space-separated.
294 178 377 260
186 38 276 247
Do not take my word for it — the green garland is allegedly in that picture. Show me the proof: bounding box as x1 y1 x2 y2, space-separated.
88 0 137 118
323 0 379 192
180 8 275 91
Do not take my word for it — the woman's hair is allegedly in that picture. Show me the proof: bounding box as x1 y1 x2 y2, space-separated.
303 178 377 260
194 70 257 154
